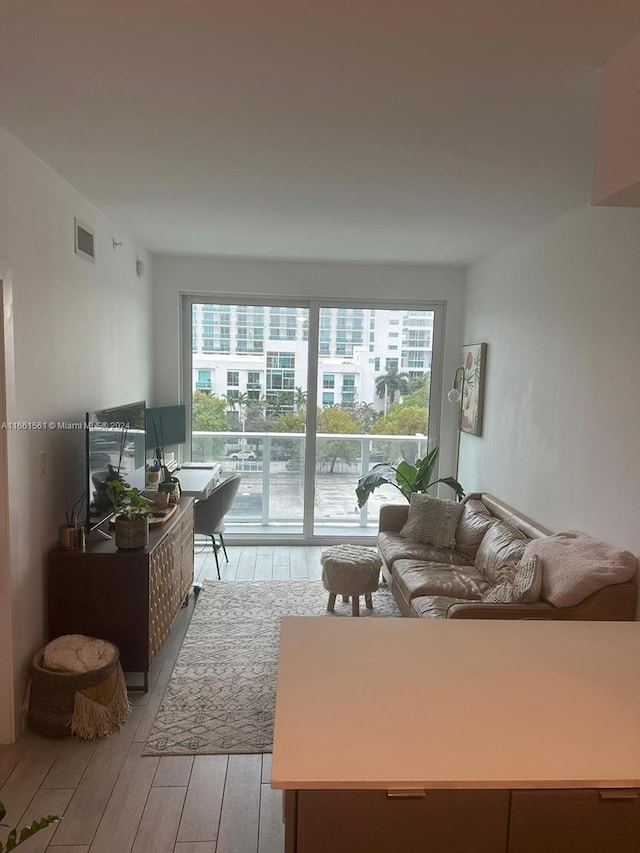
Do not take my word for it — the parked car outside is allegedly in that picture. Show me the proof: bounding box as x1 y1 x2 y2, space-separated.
228 450 257 460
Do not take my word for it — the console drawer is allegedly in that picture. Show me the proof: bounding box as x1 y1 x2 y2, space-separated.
295 789 509 853
508 789 640 853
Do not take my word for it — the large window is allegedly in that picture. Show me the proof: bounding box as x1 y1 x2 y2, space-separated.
186 300 441 540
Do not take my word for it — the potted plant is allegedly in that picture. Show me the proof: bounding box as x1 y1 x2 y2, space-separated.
355 446 464 508
104 479 153 550
114 504 153 550
0 800 59 850
149 433 181 502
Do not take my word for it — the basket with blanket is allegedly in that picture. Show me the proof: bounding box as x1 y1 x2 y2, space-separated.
25 634 131 739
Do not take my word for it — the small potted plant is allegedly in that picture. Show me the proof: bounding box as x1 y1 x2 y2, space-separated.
114 504 153 550
105 480 153 550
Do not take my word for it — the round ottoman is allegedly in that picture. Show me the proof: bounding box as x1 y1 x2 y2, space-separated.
27 635 131 739
321 545 383 616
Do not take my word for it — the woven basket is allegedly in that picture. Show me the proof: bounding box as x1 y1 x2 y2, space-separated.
27 641 130 739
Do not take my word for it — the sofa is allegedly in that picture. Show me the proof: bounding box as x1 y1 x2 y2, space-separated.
378 492 638 620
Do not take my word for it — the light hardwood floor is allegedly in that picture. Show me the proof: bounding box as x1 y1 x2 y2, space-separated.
0 546 325 853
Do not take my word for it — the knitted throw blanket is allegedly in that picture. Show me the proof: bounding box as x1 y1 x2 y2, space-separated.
522 530 638 607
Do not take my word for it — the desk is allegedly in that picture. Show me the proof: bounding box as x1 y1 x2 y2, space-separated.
272 618 640 853
176 464 220 500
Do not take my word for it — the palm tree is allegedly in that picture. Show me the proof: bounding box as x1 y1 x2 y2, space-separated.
294 387 307 412
268 390 294 418
355 402 379 432
222 391 249 431
375 367 410 414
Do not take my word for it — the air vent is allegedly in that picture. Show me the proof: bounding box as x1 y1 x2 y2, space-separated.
74 218 95 262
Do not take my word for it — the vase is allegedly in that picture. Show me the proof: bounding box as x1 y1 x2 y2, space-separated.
145 469 161 488
159 477 181 504
115 517 149 550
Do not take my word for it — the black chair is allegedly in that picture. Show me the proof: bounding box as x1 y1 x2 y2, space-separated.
194 474 242 579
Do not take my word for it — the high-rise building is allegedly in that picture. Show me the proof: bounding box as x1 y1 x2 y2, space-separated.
191 305 433 412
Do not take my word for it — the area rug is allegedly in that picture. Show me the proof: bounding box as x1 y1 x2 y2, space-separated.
144 579 400 756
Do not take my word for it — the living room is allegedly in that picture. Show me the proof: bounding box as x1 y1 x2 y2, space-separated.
1 0 640 828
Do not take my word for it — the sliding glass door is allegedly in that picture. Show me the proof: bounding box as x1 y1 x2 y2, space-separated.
184 297 441 541
189 301 309 536
312 305 436 535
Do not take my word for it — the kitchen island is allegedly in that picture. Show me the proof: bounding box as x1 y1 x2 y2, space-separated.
272 617 640 852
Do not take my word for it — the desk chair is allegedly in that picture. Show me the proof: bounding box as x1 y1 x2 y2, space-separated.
194 473 242 579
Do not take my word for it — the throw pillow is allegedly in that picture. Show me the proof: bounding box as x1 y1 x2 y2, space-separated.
521 531 638 608
399 493 464 550
482 555 542 604
474 520 528 586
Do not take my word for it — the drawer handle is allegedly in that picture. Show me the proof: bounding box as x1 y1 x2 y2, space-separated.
598 790 638 801
386 790 426 799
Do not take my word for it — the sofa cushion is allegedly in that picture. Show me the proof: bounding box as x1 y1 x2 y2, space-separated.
482 555 542 604
522 531 638 607
393 559 489 603
410 595 466 619
474 520 529 586
456 499 495 562
378 532 471 570
399 493 464 550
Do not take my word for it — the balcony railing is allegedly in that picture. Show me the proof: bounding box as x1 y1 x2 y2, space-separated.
191 430 431 534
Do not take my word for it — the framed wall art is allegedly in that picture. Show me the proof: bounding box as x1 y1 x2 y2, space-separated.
460 342 487 436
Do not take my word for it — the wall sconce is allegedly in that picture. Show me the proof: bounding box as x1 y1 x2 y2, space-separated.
447 365 465 480
447 366 465 404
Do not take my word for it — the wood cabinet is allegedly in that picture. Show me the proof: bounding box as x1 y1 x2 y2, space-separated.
285 788 640 853
290 789 509 853
47 497 194 690
508 789 640 853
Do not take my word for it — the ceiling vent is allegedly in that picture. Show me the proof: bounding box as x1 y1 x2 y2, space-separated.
74 217 95 262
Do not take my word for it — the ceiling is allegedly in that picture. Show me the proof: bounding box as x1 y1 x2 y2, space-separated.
1 1 639 265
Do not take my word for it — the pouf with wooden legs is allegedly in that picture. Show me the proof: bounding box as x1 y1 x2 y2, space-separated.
321 545 383 616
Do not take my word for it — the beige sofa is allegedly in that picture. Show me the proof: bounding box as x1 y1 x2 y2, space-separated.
378 493 638 620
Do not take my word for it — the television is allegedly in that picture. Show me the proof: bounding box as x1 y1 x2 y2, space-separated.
86 401 146 533
145 405 186 454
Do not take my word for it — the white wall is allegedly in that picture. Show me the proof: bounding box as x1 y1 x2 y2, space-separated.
0 127 153 742
151 254 466 477
461 203 640 556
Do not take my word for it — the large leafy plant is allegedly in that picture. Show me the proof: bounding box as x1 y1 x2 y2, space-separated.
356 446 464 508
0 801 59 851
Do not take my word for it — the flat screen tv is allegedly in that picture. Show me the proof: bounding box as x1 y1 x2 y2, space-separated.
86 401 146 533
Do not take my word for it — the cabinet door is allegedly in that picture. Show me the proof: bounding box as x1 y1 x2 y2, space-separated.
149 533 179 663
296 789 509 853
508 789 640 853
179 512 194 599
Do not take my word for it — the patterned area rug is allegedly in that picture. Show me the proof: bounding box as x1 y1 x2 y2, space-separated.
144 579 400 755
